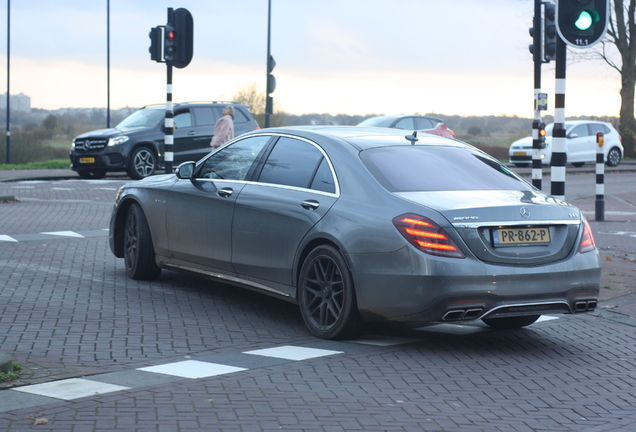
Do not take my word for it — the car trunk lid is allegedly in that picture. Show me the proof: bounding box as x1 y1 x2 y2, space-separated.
395 190 582 265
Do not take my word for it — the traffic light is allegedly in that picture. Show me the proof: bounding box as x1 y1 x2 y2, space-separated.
538 122 547 148
267 55 276 95
149 26 164 63
556 0 608 48
543 3 557 62
528 27 537 57
265 55 276 119
164 24 176 62
164 8 193 68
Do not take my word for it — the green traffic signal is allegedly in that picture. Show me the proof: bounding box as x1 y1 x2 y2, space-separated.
573 8 600 31
574 10 593 31
556 0 608 48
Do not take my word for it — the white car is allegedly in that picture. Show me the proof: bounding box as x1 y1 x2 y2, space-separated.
509 121 623 167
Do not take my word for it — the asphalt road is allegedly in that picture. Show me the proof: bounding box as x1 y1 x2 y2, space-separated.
0 170 635 431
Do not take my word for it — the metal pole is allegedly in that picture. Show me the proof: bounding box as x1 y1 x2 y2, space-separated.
550 36 567 201
531 0 543 190
165 63 173 174
164 8 174 174
595 132 605 221
106 0 111 128
265 0 272 128
5 0 10 164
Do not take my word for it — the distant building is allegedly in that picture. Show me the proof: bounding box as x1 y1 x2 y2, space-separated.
0 93 31 112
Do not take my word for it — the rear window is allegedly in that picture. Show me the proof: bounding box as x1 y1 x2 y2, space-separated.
361 146 532 192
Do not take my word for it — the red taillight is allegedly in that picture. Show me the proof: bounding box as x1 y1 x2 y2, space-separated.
393 214 465 258
579 218 597 253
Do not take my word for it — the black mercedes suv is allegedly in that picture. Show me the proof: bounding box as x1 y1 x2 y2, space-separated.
70 101 259 179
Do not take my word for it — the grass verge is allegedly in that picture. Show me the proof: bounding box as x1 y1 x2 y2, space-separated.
0 159 70 170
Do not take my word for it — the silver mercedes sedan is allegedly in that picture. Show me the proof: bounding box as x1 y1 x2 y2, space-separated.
109 126 601 340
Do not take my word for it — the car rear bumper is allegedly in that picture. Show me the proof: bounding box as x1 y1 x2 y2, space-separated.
347 245 601 324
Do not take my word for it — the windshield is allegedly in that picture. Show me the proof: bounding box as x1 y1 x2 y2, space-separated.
361 146 531 192
358 117 397 127
116 108 165 129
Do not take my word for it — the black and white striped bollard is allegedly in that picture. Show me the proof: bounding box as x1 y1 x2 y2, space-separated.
595 132 605 221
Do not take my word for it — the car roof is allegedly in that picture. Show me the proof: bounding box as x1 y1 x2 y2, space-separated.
255 125 464 151
141 101 248 109
365 114 444 122
548 120 612 126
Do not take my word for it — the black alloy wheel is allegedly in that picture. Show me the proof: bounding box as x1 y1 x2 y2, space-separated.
298 245 365 340
482 315 540 329
124 203 161 280
127 147 156 179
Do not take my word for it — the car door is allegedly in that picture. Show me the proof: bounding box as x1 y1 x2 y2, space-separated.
166 135 272 272
172 110 200 164
231 136 338 288
566 123 592 163
191 107 219 160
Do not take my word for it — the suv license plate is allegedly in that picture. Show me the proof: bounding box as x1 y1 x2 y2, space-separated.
79 157 95 164
493 227 551 247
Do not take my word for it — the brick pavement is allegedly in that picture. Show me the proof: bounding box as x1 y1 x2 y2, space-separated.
0 172 635 431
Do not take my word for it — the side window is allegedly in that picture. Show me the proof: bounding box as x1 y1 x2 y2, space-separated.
258 137 327 189
394 117 415 130
588 123 607 136
212 106 249 124
414 118 435 130
174 111 192 128
233 108 250 124
310 158 336 193
193 107 217 126
198 135 270 180
569 124 589 138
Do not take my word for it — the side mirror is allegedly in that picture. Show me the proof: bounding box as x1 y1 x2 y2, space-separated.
568 133 578 139
176 161 195 179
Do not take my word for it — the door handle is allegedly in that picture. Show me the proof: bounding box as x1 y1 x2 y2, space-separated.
301 200 320 210
218 187 233 197
188 131 196 136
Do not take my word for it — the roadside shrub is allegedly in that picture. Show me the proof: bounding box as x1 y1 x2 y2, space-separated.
0 126 69 164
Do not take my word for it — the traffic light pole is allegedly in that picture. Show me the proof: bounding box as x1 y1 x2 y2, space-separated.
5 0 10 164
265 0 273 128
550 36 567 201
531 0 543 190
165 63 174 174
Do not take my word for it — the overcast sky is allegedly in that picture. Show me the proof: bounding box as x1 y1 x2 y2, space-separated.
0 0 623 117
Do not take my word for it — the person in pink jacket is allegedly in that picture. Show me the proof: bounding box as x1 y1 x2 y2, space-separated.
210 105 235 149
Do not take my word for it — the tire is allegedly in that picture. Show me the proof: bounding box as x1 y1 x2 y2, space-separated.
77 169 106 179
572 162 585 167
124 203 161 280
482 315 540 329
127 147 157 179
298 245 365 340
606 147 622 167
514 163 530 168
